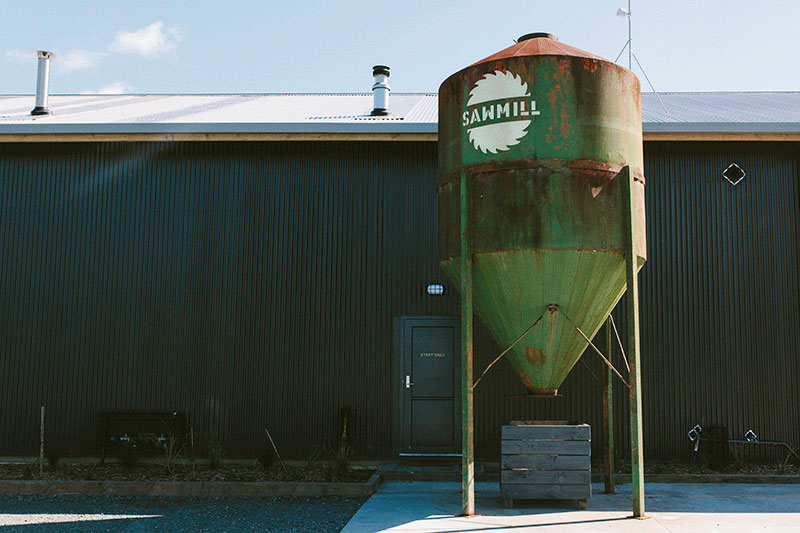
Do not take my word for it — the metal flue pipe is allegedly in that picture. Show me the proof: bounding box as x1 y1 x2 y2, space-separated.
371 65 390 116
31 50 55 116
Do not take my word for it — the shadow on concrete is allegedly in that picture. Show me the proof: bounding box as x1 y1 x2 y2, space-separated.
341 481 800 532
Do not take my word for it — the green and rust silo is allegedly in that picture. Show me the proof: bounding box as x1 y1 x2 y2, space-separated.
438 33 646 396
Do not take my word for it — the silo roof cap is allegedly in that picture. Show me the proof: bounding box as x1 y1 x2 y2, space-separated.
471 33 605 66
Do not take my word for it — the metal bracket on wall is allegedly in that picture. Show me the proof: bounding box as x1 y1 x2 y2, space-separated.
723 163 746 186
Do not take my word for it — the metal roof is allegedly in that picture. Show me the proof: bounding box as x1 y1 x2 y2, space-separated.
642 92 800 133
0 92 798 135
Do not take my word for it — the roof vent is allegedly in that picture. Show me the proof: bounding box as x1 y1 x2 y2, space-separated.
371 65 390 116
31 50 55 116
518 32 557 42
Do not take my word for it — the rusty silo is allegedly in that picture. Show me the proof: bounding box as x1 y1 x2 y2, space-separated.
438 33 646 517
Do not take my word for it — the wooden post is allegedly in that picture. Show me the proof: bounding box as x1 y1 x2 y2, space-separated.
460 170 475 516
602 317 615 494
622 166 645 517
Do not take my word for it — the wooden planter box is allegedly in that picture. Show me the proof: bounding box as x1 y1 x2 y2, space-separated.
500 423 591 509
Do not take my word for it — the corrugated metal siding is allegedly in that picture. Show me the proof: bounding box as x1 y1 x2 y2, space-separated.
473 142 800 462
1 140 798 461
0 141 459 459
636 142 800 461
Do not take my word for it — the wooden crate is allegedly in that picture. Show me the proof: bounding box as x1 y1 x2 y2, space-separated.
500 423 591 509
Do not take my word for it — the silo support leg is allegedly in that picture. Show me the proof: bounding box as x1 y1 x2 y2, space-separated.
460 171 475 517
622 166 646 518
602 317 615 494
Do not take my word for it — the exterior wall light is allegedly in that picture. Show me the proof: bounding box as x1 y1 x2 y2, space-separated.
426 284 445 295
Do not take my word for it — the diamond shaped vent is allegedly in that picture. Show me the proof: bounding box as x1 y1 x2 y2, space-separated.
723 163 745 186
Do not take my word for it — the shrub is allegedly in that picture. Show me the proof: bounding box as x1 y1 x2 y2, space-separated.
159 430 185 475
323 442 352 482
118 443 140 471
207 439 224 469
45 448 60 470
256 445 276 470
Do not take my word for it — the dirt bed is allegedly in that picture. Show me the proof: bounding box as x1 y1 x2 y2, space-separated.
0 463 375 483
590 462 800 476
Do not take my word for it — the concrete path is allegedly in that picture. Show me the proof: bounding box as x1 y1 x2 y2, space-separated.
342 481 800 532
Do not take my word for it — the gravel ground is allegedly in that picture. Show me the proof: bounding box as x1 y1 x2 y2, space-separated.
0 494 366 532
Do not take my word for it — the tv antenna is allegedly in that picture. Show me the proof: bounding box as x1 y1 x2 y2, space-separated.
615 1 668 114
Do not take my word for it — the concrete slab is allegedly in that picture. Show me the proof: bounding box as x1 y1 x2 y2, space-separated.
342 481 800 532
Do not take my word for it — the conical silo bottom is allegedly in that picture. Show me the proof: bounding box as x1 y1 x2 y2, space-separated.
442 249 641 394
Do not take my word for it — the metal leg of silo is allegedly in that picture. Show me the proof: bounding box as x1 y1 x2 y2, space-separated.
602 317 615 494
622 166 646 518
460 170 475 516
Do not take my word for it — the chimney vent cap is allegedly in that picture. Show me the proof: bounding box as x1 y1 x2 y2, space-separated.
517 32 557 42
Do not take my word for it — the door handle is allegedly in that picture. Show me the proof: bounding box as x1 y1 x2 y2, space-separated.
405 375 415 389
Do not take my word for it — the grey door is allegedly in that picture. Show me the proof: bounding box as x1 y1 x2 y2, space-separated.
393 316 460 456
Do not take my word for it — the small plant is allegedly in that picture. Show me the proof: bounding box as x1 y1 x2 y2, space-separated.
305 446 320 472
161 430 185 475
207 438 224 469
256 445 276 470
21 465 33 480
45 448 61 470
118 443 140 471
731 444 745 471
323 442 353 482
777 454 792 475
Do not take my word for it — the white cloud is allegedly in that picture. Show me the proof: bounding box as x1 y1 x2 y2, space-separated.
80 81 133 94
59 49 107 72
4 49 32 63
109 21 181 57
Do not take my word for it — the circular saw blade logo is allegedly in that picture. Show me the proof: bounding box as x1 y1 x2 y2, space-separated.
462 70 540 154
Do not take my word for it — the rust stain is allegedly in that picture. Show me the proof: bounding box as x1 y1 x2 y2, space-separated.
583 58 599 72
525 347 546 364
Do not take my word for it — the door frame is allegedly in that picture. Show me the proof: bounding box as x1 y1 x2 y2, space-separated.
392 315 461 457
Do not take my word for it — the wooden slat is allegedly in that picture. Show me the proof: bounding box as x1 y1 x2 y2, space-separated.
502 425 590 440
501 469 591 485
501 440 590 455
509 420 569 426
501 484 591 500
501 454 590 470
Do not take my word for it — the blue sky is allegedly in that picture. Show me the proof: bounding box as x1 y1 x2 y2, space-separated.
1 0 797 95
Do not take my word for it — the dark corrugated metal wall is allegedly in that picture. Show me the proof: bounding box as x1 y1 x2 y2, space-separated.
2 140 798 461
0 141 459 459
472 141 800 463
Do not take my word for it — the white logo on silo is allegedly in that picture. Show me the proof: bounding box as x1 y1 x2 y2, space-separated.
462 70 540 154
